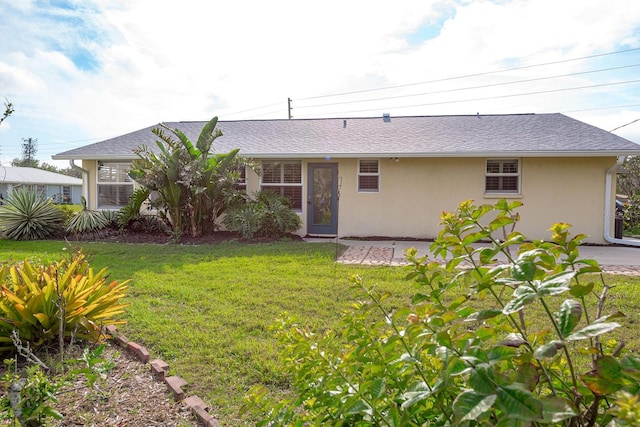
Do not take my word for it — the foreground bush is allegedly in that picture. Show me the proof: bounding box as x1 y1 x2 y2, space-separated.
246 199 640 426
0 250 129 351
0 189 64 240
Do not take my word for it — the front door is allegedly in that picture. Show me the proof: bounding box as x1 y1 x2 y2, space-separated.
307 163 338 235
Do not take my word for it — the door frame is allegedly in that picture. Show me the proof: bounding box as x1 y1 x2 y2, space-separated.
307 163 339 235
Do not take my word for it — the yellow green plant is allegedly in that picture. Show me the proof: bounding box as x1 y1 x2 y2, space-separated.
0 250 129 352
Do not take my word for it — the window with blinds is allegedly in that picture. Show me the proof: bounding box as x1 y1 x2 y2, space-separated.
358 159 379 193
260 160 302 209
485 159 520 194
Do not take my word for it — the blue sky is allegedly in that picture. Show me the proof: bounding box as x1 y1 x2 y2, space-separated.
1 0 639 167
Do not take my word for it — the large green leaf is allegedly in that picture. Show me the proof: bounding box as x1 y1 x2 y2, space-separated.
569 282 594 297
495 384 543 421
468 364 497 395
533 340 564 360
369 378 386 400
620 356 640 381
565 322 620 341
503 285 536 314
453 390 497 422
400 381 433 409
593 356 623 382
581 370 623 395
535 270 575 297
557 299 582 337
196 116 221 153
539 397 577 423
511 260 537 281
343 398 372 416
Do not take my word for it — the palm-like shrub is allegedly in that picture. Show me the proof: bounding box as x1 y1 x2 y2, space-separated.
65 197 110 234
129 116 251 239
0 189 64 240
0 250 129 351
223 190 301 239
117 187 150 229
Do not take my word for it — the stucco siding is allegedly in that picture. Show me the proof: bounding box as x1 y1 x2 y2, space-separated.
516 157 613 244
335 157 615 244
84 160 98 210
80 156 616 243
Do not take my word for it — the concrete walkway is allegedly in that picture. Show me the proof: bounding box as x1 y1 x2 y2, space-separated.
305 238 640 276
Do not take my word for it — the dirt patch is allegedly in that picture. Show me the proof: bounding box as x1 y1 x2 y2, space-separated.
1 343 197 427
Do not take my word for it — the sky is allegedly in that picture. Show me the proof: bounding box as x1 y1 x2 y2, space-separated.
1 0 639 167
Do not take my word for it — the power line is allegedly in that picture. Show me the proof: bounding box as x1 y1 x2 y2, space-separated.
223 101 284 117
610 117 640 132
296 47 640 101
562 104 640 114
294 79 640 117
295 63 640 110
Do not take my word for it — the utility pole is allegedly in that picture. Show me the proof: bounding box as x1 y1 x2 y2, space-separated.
287 97 292 119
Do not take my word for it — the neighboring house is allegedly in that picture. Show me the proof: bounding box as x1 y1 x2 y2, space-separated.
0 166 82 204
53 113 640 244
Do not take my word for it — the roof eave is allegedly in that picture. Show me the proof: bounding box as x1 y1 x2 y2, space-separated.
52 149 640 161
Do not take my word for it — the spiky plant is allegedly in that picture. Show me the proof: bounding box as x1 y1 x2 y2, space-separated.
117 187 150 229
65 197 110 234
0 189 65 240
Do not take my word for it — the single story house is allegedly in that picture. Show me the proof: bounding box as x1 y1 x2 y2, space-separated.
0 166 82 204
53 113 640 245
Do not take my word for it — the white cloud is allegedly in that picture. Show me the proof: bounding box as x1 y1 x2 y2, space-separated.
0 0 639 166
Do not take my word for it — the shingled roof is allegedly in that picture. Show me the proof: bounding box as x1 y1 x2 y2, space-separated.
53 113 640 161
0 166 82 185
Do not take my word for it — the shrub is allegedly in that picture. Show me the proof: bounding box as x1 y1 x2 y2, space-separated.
117 187 150 230
0 362 63 425
246 199 640 426
623 194 640 235
0 250 129 351
56 204 77 223
100 209 120 229
224 190 302 239
0 189 65 240
65 197 110 235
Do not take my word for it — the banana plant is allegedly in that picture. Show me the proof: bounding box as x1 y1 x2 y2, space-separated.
129 116 248 239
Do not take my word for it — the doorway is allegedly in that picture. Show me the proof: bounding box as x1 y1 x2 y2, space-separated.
307 163 338 235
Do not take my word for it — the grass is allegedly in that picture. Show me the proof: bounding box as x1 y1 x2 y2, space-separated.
0 239 415 425
1 239 639 425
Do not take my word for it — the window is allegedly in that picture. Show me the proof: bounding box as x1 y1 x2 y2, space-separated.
62 186 71 204
260 160 302 209
28 184 46 197
235 166 247 192
485 159 520 194
358 159 379 192
97 162 134 208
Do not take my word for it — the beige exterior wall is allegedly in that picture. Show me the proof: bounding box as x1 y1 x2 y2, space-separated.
83 159 98 210
82 156 617 243
297 157 616 244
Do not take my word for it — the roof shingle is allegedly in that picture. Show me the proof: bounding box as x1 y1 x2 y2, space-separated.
53 114 640 160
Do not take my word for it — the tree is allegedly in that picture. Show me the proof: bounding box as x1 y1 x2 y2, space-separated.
0 97 13 126
618 156 640 230
618 156 640 198
38 162 82 178
129 116 251 239
12 137 39 168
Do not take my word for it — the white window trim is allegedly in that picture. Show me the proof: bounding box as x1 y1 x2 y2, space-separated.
357 159 380 193
260 160 303 210
96 161 134 209
484 158 521 195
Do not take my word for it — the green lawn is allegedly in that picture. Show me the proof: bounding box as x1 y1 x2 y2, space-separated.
0 240 416 425
1 240 639 426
